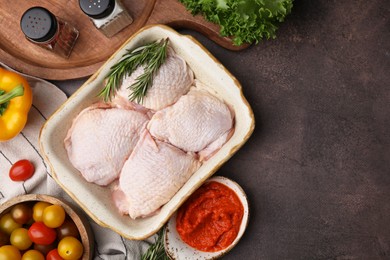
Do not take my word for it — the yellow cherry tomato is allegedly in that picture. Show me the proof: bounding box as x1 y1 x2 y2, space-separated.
0 213 22 235
21 250 44 260
10 228 32 250
32 202 51 222
0 245 22 260
43 205 66 228
58 236 83 260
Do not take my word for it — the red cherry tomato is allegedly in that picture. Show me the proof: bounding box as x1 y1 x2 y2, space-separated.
28 222 56 245
46 249 64 260
9 159 35 181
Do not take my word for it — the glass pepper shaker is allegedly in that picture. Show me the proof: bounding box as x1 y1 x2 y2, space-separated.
20 7 79 59
79 0 133 38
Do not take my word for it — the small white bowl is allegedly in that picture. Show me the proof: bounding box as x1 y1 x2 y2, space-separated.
164 176 249 259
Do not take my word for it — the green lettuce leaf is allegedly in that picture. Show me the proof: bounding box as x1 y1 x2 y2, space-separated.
179 0 293 45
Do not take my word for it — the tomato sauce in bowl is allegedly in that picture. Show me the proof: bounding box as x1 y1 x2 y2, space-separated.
165 176 249 260
176 181 244 252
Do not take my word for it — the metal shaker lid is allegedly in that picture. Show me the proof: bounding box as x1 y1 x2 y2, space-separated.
79 0 116 19
20 7 58 42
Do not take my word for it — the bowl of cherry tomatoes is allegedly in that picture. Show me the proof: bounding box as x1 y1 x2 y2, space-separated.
0 194 94 260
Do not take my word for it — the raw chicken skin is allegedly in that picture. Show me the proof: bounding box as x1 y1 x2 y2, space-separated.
148 87 234 160
64 103 149 186
114 47 193 111
118 130 200 219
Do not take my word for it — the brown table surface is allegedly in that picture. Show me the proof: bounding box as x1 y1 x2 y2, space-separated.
54 0 390 258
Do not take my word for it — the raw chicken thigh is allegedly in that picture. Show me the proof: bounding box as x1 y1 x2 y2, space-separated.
64 103 149 186
148 86 234 160
117 130 201 219
114 47 194 111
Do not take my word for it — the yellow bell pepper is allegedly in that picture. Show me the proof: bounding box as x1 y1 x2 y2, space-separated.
0 68 33 141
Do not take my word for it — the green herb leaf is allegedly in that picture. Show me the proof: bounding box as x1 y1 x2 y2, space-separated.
98 38 169 103
141 227 170 260
179 0 293 45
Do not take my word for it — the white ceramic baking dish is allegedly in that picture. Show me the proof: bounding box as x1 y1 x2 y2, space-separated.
39 24 254 240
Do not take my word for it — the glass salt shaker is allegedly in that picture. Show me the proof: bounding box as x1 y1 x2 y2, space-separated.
79 0 133 38
20 7 79 59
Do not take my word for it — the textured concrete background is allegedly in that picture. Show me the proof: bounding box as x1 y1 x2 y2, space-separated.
56 0 390 259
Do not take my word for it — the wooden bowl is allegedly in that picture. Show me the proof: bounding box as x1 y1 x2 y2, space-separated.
0 194 94 259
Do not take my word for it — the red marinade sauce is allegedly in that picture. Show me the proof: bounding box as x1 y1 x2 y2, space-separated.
176 181 244 252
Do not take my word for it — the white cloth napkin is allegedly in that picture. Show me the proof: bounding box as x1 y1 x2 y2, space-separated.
0 64 151 259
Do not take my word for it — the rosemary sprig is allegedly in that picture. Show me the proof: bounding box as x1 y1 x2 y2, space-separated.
141 227 170 260
98 38 169 103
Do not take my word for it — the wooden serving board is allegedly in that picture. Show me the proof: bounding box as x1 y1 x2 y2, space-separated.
0 0 249 80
